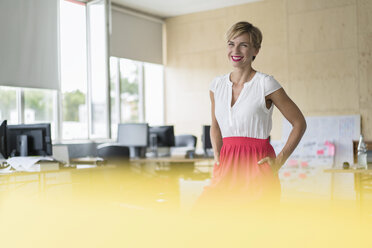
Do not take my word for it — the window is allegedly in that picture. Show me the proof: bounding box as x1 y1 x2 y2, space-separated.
0 86 18 124
60 0 88 140
0 1 164 143
144 62 164 126
87 0 109 138
110 57 119 139
120 58 142 123
0 86 57 140
24 88 57 140
110 57 164 139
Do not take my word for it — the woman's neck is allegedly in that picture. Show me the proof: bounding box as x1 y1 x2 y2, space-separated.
231 67 256 86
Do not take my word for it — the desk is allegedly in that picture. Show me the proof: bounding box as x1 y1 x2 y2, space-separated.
0 161 212 211
131 156 214 165
70 157 105 165
130 156 214 175
0 165 116 199
324 167 372 203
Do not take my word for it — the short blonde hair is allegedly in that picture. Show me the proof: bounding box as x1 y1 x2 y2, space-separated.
226 21 263 60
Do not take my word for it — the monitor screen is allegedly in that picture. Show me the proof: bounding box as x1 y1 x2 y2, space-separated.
149 126 175 147
0 120 7 159
202 125 212 150
6 123 52 157
117 123 149 147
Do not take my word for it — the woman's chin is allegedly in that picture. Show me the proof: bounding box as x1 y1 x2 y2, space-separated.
231 62 249 69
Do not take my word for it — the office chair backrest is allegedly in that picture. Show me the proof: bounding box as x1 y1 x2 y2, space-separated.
175 135 197 148
96 143 130 159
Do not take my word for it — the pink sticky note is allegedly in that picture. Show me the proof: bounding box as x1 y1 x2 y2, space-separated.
284 172 291 177
299 173 307 179
328 145 335 156
288 159 298 166
301 162 308 168
317 150 324 155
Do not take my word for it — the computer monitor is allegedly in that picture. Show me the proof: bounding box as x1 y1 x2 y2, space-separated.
148 126 175 157
6 123 52 157
0 120 7 159
202 125 213 157
117 123 149 158
149 126 175 147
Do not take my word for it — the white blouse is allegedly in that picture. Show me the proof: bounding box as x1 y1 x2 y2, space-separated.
210 71 282 139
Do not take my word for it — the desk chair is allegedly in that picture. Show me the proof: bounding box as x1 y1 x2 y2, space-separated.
97 143 130 159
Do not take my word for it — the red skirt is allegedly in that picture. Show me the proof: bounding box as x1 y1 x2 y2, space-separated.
194 137 281 209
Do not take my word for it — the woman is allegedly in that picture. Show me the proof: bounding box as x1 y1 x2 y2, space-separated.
195 21 306 210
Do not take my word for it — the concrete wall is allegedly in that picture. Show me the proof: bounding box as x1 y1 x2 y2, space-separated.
164 0 372 145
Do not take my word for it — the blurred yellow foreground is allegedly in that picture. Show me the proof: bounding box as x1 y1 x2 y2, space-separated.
0 162 371 248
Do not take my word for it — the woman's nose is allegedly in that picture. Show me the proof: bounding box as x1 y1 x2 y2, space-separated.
233 45 240 53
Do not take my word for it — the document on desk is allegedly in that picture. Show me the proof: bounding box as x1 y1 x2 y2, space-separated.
6 156 54 171
0 165 12 173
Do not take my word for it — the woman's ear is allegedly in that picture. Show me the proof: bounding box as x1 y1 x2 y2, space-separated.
254 48 260 56
252 48 260 61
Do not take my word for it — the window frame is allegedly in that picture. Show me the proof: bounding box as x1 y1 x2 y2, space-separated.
0 0 164 143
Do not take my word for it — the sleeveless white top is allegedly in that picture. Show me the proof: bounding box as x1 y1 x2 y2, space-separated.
210 71 282 139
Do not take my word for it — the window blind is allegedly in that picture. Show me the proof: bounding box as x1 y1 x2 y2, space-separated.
110 7 163 64
0 0 59 90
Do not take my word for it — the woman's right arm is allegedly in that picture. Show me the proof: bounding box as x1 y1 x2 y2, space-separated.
210 91 223 165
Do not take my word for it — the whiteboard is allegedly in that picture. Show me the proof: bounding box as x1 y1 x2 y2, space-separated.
272 139 335 199
282 115 360 167
275 115 360 200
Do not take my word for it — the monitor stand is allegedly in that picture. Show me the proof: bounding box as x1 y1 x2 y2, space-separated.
148 134 158 157
129 147 146 158
157 147 171 157
16 135 28 157
146 147 158 158
146 147 170 158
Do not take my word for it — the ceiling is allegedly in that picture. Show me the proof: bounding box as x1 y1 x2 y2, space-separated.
111 0 261 19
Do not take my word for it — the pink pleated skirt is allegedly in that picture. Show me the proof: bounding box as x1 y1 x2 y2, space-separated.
194 137 281 209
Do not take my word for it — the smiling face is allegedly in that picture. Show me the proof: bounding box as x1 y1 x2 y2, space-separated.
227 33 259 68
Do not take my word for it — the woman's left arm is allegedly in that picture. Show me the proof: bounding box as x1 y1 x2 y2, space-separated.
258 88 307 173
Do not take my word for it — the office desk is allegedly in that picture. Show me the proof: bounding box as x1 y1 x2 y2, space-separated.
0 161 212 211
70 157 105 165
324 167 372 203
130 156 214 175
130 156 214 165
0 165 116 200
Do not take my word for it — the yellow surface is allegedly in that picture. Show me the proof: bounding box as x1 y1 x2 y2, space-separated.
130 156 214 164
1 162 372 247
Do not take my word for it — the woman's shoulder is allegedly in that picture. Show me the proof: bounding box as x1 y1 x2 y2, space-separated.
209 73 230 92
255 71 272 80
254 71 279 84
213 73 230 83
256 71 282 96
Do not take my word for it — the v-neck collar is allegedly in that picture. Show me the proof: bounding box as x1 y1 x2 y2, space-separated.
227 71 258 87
228 71 258 109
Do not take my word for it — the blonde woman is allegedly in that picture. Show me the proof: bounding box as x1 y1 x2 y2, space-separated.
195 21 306 209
